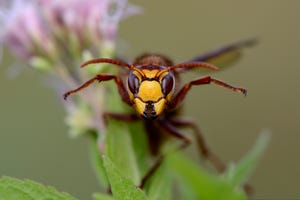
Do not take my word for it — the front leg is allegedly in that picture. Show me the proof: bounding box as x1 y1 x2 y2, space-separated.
63 74 132 106
169 76 247 110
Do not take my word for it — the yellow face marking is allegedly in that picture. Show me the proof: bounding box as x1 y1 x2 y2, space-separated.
133 96 167 118
153 98 166 116
141 69 159 78
137 81 163 102
133 98 146 116
166 92 173 102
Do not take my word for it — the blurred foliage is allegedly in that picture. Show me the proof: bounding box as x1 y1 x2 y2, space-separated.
0 176 78 200
0 131 269 200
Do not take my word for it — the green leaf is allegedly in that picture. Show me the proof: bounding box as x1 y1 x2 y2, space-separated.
105 118 141 185
128 121 149 176
102 156 148 200
0 176 78 200
93 193 115 200
224 130 271 187
170 154 246 200
145 160 172 200
105 84 141 185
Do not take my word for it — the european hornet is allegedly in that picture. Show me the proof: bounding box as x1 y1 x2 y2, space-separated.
64 38 256 189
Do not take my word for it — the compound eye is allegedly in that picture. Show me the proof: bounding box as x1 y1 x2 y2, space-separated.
161 73 174 96
128 72 140 94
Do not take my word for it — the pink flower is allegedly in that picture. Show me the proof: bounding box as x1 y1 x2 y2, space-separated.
0 0 142 137
0 0 140 61
0 0 142 61
0 0 49 58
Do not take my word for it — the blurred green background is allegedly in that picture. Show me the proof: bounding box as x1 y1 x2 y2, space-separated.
1 0 299 199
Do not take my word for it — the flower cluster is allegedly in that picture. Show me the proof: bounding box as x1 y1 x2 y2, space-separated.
0 0 141 137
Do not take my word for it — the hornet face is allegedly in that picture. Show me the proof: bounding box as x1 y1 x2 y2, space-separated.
127 65 175 119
